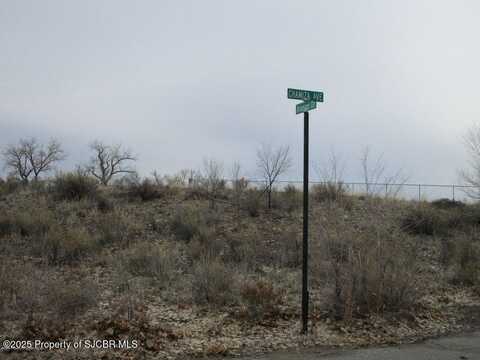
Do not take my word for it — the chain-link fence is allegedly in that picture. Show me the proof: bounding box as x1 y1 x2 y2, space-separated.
238 179 479 202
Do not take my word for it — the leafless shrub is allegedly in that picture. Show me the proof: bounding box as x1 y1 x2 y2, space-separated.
241 189 262 217
96 193 115 213
47 278 99 320
21 276 99 340
188 234 223 263
231 161 248 208
276 230 301 268
315 150 349 203
162 169 194 187
0 213 16 237
224 233 256 266
0 206 54 238
87 141 136 185
151 170 164 186
2 138 65 182
224 231 271 270
1 261 97 335
35 224 98 265
50 171 98 201
0 176 23 195
312 182 348 204
191 259 236 307
183 185 209 201
95 292 154 338
0 260 24 317
312 208 420 320
256 144 292 209
127 177 168 201
360 146 408 198
239 278 284 321
111 171 140 189
447 232 480 289
279 184 301 212
170 205 209 242
317 150 345 183
431 198 466 209
401 204 448 236
201 158 225 209
22 268 53 316
96 210 140 247
119 242 178 286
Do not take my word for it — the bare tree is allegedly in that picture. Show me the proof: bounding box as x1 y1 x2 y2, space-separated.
361 146 386 196
151 170 164 186
315 150 347 202
2 138 65 182
317 150 346 184
360 146 408 198
231 161 248 209
87 141 136 185
256 144 292 209
202 158 225 209
460 124 480 199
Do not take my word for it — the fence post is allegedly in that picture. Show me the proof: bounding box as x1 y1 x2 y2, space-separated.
452 185 455 201
418 184 421 201
385 183 388 197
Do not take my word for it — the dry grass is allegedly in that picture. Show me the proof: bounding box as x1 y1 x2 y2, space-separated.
50 171 98 201
239 278 284 321
192 259 237 307
2 179 480 355
446 231 480 291
0 206 54 238
312 205 420 320
34 224 98 265
170 204 210 242
96 209 140 247
118 241 179 285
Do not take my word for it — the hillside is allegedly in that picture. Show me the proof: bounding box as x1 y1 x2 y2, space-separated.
0 176 479 359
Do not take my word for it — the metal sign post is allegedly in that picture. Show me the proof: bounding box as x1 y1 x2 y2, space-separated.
287 88 324 334
302 110 309 334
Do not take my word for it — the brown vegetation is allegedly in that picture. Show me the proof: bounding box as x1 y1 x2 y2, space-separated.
0 178 479 359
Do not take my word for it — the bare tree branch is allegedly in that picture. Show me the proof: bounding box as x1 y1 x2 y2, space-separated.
202 158 224 209
87 141 136 185
231 161 248 209
460 124 480 199
2 138 65 182
360 145 408 198
317 149 346 184
256 144 292 209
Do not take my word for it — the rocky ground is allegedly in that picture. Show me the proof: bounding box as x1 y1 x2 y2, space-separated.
0 184 479 359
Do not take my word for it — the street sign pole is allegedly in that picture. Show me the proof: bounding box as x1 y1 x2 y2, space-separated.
302 110 309 334
287 88 323 335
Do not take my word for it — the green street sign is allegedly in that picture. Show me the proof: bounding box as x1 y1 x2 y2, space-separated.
296 100 316 114
288 88 324 102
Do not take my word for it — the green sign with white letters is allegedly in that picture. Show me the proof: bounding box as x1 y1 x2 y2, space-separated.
296 100 316 114
287 88 324 102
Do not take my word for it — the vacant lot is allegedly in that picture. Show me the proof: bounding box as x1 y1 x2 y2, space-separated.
0 176 479 359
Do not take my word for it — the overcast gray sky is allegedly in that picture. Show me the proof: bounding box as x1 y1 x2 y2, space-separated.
1 0 480 186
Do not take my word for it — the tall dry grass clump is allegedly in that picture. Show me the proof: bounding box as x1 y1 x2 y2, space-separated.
312 206 420 321
312 182 347 203
170 205 208 242
35 224 98 265
239 278 284 321
96 210 140 247
118 242 178 285
192 259 236 307
50 171 98 201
